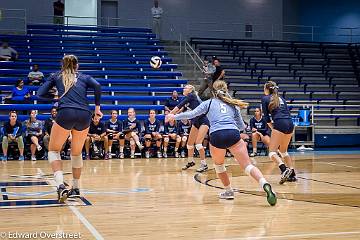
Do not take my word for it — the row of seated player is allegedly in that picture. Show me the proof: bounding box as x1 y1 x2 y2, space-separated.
0 107 271 161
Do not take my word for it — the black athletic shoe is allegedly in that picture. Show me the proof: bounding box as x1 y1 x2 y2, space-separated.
182 161 195 170
68 188 81 198
57 184 69 203
287 169 297 182
279 168 292 185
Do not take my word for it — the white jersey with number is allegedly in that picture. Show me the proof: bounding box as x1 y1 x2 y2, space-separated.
174 98 245 134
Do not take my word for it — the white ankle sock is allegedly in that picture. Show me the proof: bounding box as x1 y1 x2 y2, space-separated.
72 179 79 189
259 177 268 189
54 171 64 187
225 185 232 191
201 160 207 165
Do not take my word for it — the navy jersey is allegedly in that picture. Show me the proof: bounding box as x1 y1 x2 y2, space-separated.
261 95 291 123
105 119 123 133
177 93 202 112
144 119 161 134
89 121 106 135
174 98 245 134
123 118 142 133
37 71 101 112
250 117 268 134
178 120 191 135
164 122 178 134
3 121 23 137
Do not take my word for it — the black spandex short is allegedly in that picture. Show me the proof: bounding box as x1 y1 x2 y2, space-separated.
273 119 294 134
56 108 92 131
210 129 241 149
192 115 210 129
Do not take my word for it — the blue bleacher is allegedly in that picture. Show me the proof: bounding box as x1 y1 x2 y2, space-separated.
0 24 186 121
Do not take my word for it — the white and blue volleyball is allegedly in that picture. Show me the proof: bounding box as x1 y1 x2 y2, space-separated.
150 56 162 69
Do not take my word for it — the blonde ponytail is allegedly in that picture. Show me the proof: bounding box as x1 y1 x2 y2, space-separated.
61 55 78 98
212 80 248 109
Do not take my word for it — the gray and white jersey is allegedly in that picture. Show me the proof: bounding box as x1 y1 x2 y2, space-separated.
174 98 245 134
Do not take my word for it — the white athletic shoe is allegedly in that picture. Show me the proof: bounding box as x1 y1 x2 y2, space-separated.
157 151 162 158
219 190 234 200
145 151 150 159
119 152 124 159
36 145 42 151
196 163 208 173
31 155 37 161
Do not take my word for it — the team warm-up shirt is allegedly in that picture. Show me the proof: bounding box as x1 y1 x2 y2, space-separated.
164 122 178 134
261 95 292 123
178 120 191 135
174 98 245 134
105 119 123 133
144 119 161 134
123 118 142 133
250 116 269 135
89 121 106 135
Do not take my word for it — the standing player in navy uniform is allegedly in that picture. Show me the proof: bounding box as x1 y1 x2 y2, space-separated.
170 85 209 172
177 119 191 158
106 110 125 159
167 81 276 205
163 117 181 158
123 108 144 159
262 81 296 183
144 109 162 159
37 54 102 203
249 107 271 157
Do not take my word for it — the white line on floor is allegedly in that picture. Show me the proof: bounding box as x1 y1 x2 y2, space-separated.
37 168 104 240
215 230 360 240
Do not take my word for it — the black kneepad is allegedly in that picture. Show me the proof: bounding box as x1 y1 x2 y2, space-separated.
119 133 125 139
108 133 113 140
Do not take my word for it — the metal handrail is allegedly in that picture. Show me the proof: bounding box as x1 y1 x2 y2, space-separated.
184 40 204 72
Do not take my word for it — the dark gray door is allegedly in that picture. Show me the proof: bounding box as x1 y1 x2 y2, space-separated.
101 1 118 26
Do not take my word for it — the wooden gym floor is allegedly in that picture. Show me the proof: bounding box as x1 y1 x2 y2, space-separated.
0 151 360 239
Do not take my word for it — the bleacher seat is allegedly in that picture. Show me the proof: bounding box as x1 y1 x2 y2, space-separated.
191 37 360 126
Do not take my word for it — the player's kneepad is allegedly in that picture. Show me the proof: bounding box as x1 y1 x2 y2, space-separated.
244 164 254 175
108 133 113 140
71 155 83 168
187 144 194 150
182 136 187 142
269 151 277 160
48 151 61 163
119 133 125 139
214 164 226 173
195 143 203 150
164 137 169 143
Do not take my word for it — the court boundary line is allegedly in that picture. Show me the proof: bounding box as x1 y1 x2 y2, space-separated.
37 168 104 240
213 230 360 240
194 172 360 208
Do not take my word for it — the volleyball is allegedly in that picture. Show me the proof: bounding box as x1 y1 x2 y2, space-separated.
150 56 162 69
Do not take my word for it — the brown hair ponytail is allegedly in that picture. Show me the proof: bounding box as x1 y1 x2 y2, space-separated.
264 81 280 112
